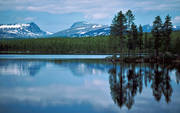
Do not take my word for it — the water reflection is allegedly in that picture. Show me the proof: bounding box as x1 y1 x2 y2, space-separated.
0 59 180 113
0 59 45 76
0 59 110 77
108 63 180 109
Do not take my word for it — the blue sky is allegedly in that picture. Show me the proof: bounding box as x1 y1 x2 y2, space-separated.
0 0 180 33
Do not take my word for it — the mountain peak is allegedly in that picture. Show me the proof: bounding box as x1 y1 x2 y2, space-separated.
28 22 36 25
71 21 89 28
0 22 49 38
53 21 110 37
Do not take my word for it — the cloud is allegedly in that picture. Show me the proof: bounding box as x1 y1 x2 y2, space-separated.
85 13 110 20
0 82 112 107
173 16 180 24
0 0 180 20
24 17 35 21
132 1 180 11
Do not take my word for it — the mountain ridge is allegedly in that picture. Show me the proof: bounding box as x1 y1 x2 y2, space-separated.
52 22 180 38
0 21 180 38
0 22 51 38
52 21 109 37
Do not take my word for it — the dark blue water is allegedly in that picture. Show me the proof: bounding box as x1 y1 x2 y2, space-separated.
0 55 180 113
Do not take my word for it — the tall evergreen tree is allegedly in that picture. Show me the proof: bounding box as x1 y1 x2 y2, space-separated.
163 15 173 52
110 15 118 36
131 23 138 49
151 16 163 57
125 10 135 30
138 25 143 54
110 11 127 52
110 11 127 37
126 10 135 55
144 32 148 53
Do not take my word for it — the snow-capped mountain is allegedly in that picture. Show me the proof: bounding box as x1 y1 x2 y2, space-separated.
0 22 52 38
52 21 110 37
52 22 180 38
1 21 179 38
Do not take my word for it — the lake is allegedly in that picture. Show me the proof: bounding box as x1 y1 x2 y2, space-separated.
0 55 180 113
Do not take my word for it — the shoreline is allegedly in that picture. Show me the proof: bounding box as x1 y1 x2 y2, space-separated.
1 52 180 64
0 51 113 55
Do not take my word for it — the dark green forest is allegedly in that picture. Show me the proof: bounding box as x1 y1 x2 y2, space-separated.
0 31 180 54
1 10 180 55
0 36 110 54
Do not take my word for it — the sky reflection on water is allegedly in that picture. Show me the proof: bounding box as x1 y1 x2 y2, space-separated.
0 58 180 113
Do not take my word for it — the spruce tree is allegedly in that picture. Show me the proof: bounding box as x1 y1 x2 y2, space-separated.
151 16 163 57
144 32 148 53
131 23 138 56
138 25 143 54
110 11 127 53
131 23 138 48
126 10 135 55
125 10 135 32
163 15 172 52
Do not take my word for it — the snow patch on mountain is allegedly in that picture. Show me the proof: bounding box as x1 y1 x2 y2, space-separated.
79 31 86 34
76 27 86 30
46 31 53 35
92 25 102 28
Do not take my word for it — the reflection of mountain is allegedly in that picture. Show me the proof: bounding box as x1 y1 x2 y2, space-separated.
0 60 46 76
59 61 111 76
108 63 179 110
0 59 111 77
0 59 180 113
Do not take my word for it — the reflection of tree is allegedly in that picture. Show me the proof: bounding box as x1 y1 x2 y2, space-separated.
109 63 127 108
151 64 173 103
108 63 174 109
151 64 163 101
175 67 180 84
109 63 143 109
163 68 172 103
176 71 180 84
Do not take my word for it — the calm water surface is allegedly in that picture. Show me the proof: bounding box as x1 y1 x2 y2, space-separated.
0 54 111 59
0 55 180 113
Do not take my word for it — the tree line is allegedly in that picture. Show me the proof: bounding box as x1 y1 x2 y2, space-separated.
110 10 177 56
